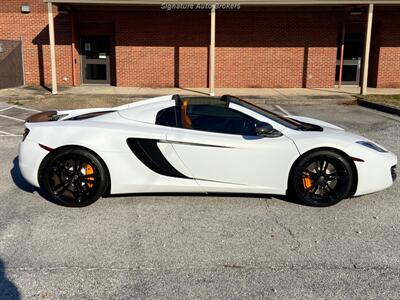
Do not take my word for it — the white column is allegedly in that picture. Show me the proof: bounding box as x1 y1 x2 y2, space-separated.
47 1 58 94
361 3 374 95
209 4 216 96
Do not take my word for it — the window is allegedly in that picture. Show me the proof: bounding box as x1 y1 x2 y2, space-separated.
155 98 260 136
228 96 302 130
182 102 258 136
156 106 177 127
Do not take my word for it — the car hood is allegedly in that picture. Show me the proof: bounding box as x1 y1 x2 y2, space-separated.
288 115 344 131
283 115 390 155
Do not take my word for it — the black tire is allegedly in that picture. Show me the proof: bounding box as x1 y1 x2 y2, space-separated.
289 150 354 207
39 147 109 207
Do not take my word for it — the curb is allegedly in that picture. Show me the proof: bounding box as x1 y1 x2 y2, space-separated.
356 97 400 117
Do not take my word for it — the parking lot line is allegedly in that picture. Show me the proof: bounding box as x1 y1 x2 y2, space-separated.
15 106 41 112
0 130 21 137
275 105 291 116
0 114 25 122
0 105 15 112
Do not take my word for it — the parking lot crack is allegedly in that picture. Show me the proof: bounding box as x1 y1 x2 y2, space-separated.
263 198 301 252
273 217 301 252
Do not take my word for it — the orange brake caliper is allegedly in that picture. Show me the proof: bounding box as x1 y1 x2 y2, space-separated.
302 172 313 190
83 163 94 188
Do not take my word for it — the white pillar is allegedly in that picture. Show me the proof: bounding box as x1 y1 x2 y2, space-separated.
209 5 216 96
47 1 58 94
361 3 373 95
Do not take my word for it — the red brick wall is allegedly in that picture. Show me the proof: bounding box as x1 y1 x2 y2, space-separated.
113 9 339 88
4 4 399 89
0 0 73 86
114 10 209 87
215 10 338 88
373 9 400 88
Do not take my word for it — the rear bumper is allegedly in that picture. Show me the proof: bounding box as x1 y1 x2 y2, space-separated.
18 139 48 188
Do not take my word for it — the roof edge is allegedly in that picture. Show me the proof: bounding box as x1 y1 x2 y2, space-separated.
43 0 400 5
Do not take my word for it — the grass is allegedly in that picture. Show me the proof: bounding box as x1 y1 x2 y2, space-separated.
364 95 400 108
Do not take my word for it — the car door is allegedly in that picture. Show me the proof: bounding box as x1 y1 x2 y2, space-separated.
165 101 299 194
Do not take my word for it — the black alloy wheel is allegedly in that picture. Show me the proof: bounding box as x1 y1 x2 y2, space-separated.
40 148 109 207
290 150 354 207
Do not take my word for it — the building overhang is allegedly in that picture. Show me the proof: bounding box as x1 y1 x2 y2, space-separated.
43 0 400 5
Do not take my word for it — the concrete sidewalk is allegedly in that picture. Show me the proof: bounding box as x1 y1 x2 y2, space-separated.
1 85 400 104
56 85 400 97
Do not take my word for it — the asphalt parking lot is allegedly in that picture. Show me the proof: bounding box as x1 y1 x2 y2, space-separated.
0 101 399 299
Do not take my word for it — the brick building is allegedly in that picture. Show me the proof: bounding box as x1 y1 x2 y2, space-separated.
1 0 400 94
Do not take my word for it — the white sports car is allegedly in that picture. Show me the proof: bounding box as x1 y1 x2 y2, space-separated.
18 95 397 207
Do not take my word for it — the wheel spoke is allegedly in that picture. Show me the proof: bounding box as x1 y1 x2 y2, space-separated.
321 161 328 173
53 180 71 195
309 184 319 195
60 168 73 178
327 174 339 181
325 184 339 199
74 159 83 175
72 190 83 203
306 167 318 175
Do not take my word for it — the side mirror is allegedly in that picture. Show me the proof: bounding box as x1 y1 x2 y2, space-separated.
256 122 282 138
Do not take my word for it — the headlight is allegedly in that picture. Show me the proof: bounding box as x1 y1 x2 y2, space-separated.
356 141 387 153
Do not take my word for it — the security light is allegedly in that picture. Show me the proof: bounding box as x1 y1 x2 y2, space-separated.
21 3 30 14
350 7 363 16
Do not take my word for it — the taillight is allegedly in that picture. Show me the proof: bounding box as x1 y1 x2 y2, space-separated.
22 128 30 141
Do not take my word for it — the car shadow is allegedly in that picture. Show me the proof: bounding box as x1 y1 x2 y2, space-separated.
10 157 37 194
10 157 68 207
0 259 20 300
11 156 303 207
104 192 303 206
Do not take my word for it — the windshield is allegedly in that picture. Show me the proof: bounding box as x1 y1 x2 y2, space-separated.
227 96 302 130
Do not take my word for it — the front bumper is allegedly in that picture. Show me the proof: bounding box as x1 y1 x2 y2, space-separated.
345 144 398 196
18 139 49 188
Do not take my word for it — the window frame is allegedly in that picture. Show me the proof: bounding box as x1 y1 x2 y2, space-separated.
155 95 287 137
173 96 261 136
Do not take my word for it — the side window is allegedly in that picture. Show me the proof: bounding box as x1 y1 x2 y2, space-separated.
155 106 177 127
182 103 258 136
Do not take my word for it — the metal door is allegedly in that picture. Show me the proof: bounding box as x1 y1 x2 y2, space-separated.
80 36 110 84
336 58 361 85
